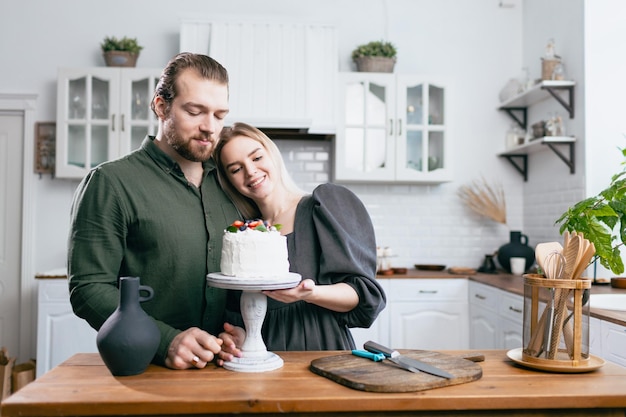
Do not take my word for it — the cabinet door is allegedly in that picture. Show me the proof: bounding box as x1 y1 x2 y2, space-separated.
469 304 499 349
118 69 161 155
500 317 523 350
394 75 452 183
389 301 469 350
589 317 602 357
56 67 120 178
601 320 626 366
335 73 396 181
37 280 97 377
498 292 524 349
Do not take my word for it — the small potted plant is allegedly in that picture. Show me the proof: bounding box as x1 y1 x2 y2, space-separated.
556 147 626 276
101 36 144 67
351 40 397 73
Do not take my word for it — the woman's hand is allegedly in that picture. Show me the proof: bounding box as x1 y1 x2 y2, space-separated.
216 322 245 366
262 278 316 303
264 280 359 313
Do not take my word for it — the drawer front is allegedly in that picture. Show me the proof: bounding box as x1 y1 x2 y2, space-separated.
388 279 467 301
498 291 524 323
469 282 500 311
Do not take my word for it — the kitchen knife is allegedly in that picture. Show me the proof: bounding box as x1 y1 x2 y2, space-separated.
364 340 454 379
355 348 420 373
351 350 385 362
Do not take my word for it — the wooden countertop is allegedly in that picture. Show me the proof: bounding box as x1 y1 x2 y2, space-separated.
2 351 626 416
376 269 626 327
37 269 626 326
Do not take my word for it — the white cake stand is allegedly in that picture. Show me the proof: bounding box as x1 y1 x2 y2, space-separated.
206 272 301 372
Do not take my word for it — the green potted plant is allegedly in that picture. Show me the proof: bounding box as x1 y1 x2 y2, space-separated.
351 40 397 73
556 147 626 275
101 36 144 67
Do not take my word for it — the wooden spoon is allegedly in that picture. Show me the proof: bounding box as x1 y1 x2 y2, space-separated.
572 242 596 280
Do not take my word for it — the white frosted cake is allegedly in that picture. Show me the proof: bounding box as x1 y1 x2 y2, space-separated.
220 220 290 279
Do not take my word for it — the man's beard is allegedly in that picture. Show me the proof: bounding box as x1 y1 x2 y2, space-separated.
163 122 214 163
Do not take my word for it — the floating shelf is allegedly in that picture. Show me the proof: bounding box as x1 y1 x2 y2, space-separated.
498 80 576 130
498 136 576 182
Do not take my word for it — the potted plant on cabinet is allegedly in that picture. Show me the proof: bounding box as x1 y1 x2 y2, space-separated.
351 40 397 73
101 36 143 67
556 147 626 276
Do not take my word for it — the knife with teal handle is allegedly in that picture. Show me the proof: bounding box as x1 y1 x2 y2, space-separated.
364 340 454 379
351 350 385 362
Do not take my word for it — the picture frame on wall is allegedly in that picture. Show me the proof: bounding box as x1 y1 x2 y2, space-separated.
34 122 55 176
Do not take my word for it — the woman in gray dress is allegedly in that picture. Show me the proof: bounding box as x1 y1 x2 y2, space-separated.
213 122 386 354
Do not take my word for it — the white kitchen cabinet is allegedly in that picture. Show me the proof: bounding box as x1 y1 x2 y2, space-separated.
179 18 337 133
335 73 453 183
601 320 626 367
589 316 603 357
56 67 161 178
469 281 523 350
388 279 468 350
469 282 499 349
36 279 98 377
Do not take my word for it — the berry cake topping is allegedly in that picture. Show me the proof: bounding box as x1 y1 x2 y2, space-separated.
226 219 283 233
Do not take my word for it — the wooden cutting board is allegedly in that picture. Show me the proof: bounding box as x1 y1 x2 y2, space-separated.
310 350 483 393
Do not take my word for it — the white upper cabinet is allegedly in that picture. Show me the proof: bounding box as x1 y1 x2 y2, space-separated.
179 18 337 133
55 67 161 179
335 73 452 183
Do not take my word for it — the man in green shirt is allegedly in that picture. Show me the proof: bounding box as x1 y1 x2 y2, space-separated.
68 53 240 369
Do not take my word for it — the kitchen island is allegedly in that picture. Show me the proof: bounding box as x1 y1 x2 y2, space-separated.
2 351 626 416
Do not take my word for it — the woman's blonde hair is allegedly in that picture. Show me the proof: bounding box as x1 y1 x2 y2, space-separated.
213 122 304 219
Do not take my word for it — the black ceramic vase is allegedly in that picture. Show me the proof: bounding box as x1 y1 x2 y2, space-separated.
497 231 535 274
96 276 160 376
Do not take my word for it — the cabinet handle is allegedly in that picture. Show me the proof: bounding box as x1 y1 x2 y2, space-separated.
474 294 487 300
397 119 402 136
389 119 394 136
121 114 125 132
111 114 115 131
509 306 522 314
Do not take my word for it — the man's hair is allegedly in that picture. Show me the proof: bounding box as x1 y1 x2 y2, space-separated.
151 52 229 115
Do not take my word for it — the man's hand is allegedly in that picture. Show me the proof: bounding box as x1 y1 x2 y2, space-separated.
216 322 245 366
165 327 223 369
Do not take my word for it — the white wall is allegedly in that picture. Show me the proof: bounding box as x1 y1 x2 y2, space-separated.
2 0 527 276
521 0 586 247
583 0 626 278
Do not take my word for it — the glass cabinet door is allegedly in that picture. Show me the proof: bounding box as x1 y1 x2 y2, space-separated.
120 70 161 154
395 76 450 182
335 73 451 183
57 68 117 177
335 73 396 181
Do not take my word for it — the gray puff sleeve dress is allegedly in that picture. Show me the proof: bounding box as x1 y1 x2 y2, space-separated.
225 183 386 350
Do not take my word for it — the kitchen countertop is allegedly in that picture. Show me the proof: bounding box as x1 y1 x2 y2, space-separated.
37 268 626 327
376 269 626 326
3 351 626 416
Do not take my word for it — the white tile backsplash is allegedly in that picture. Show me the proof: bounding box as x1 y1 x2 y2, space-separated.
276 139 518 271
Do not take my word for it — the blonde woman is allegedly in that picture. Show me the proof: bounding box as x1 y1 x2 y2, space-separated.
213 122 386 358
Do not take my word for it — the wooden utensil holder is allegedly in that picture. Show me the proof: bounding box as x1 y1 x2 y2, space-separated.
522 274 591 367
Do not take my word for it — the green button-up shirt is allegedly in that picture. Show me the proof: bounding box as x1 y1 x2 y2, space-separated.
68 136 240 365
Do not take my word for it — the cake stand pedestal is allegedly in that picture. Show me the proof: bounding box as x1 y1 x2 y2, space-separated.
206 272 301 372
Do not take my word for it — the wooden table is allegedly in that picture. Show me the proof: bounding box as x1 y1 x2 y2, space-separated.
2 351 626 416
